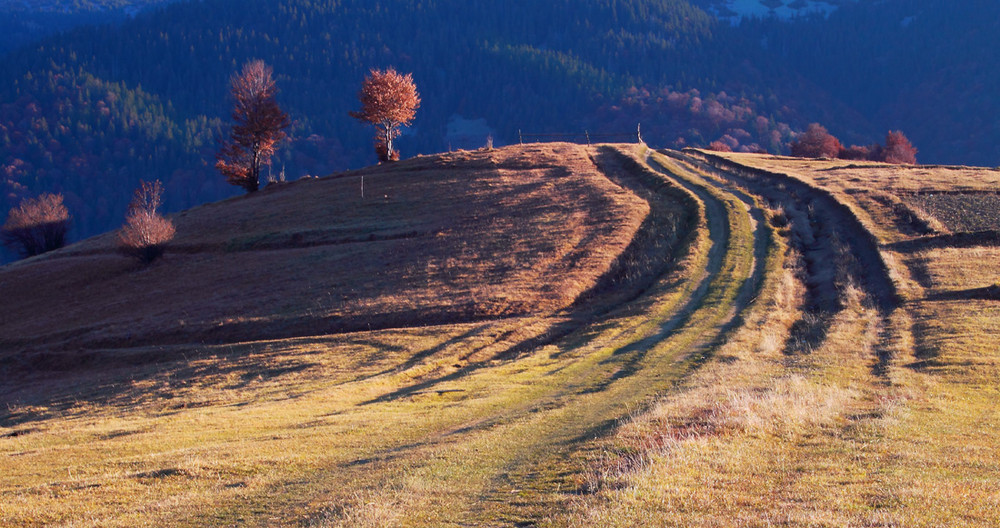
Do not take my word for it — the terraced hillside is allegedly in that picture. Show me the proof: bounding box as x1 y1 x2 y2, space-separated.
1 143 998 526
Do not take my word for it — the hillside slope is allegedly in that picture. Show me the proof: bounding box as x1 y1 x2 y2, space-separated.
0 0 806 252
2 143 999 526
0 142 721 525
1 143 655 356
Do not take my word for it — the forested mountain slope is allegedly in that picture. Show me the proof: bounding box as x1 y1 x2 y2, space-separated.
1 0 997 261
0 0 180 54
0 0 804 255
740 0 1000 166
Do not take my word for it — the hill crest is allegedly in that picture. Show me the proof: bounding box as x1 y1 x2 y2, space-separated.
0 143 670 360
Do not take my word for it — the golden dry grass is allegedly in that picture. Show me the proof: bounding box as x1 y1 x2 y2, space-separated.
596 154 1000 526
710 151 1000 244
0 144 647 353
557 245 908 526
3 143 999 526
0 143 723 526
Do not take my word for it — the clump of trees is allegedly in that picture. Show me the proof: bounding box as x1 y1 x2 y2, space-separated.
350 67 421 162
790 123 843 158
708 139 733 152
1 193 71 258
608 86 799 154
216 60 291 192
118 179 175 265
790 123 917 164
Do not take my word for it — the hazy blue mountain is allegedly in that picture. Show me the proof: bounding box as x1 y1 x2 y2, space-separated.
0 0 180 55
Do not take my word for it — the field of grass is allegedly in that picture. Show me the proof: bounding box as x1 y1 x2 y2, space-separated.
0 143 710 526
1 143 998 526
0 144 649 353
640 150 1000 526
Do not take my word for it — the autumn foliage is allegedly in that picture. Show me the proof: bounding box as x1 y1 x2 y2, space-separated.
1 193 71 258
118 179 176 264
216 60 291 192
350 67 420 162
837 144 875 161
708 140 733 152
791 123 843 159
881 130 918 164
789 123 917 165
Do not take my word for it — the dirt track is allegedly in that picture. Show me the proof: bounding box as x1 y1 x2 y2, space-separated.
677 149 898 312
672 149 901 379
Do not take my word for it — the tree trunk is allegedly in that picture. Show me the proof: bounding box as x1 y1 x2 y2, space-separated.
384 126 394 161
249 145 261 192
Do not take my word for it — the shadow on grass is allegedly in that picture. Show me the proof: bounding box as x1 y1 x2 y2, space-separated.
885 230 1000 253
924 285 1000 302
0 341 327 428
362 147 699 406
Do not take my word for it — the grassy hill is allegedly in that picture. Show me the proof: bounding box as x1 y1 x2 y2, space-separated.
1 144 654 355
2 142 999 526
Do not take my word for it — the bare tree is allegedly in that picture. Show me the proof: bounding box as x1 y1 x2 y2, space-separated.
350 67 421 162
118 180 175 265
1 193 71 258
216 60 291 192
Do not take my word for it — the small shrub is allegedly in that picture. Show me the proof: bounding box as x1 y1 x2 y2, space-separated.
838 144 874 161
768 205 789 229
1 193 71 258
835 131 916 164
118 180 175 265
374 136 400 162
708 140 733 152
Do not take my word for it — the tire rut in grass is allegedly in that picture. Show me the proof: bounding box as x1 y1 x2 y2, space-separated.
277 146 712 526
448 149 764 527
677 150 900 378
280 145 757 527
665 150 907 517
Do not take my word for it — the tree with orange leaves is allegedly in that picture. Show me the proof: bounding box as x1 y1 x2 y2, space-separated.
216 60 290 192
350 67 421 162
790 123 842 159
881 130 918 165
1 193 71 258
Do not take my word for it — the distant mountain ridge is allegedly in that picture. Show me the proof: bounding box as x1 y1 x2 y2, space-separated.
0 0 178 55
